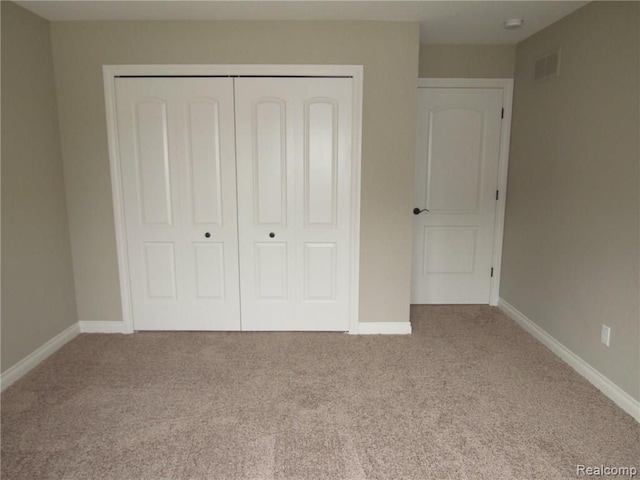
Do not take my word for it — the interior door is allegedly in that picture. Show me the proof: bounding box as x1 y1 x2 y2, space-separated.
411 87 503 304
235 77 353 331
115 77 241 330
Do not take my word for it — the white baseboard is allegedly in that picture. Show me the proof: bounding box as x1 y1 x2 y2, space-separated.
79 320 127 333
356 322 412 335
498 298 640 423
0 322 80 392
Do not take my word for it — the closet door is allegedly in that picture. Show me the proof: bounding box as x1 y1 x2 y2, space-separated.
235 78 353 331
115 78 240 330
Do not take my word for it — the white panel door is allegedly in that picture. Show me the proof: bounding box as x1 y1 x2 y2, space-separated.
115 78 241 330
411 88 503 304
235 78 353 331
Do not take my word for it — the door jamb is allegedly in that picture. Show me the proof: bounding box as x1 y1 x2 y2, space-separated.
416 78 514 306
103 64 363 333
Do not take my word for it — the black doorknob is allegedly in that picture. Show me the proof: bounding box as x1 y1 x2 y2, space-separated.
269 232 275 238
204 232 211 238
413 207 429 215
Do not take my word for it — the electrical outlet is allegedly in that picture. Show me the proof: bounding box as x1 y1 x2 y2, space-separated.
601 325 611 347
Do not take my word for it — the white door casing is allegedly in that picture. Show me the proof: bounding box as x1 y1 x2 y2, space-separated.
235 78 353 331
411 79 513 305
104 65 363 334
114 77 241 330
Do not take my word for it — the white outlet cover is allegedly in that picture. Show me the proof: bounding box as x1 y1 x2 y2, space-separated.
601 325 611 347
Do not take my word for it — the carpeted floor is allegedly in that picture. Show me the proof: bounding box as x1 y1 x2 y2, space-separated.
2 305 639 479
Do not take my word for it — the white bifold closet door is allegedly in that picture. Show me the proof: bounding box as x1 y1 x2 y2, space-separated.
235 78 353 331
115 78 241 330
115 76 353 331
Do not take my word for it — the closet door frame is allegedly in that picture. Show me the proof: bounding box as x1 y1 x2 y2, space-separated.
103 64 363 334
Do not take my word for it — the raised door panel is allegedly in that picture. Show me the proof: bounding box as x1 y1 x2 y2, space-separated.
422 227 477 274
303 243 336 301
255 243 288 299
143 242 177 298
134 100 173 226
188 100 223 226
193 243 225 299
427 108 483 213
305 101 338 227
254 100 287 226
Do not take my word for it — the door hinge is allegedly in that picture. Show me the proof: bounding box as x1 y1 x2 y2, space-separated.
501 108 504 119
491 267 494 277
496 190 499 200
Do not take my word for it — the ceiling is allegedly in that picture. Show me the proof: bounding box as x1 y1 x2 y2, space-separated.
16 0 587 44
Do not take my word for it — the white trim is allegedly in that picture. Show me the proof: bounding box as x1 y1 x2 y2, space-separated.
498 298 640 423
416 78 514 306
103 64 363 334
103 64 363 78
417 78 513 89
103 67 135 334
79 321 127 334
0 323 80 391
348 67 363 335
355 322 412 335
490 80 513 306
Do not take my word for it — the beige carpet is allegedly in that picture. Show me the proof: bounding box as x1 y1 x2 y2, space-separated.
2 305 639 479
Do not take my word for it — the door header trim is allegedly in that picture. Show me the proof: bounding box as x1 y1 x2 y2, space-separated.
417 78 514 90
105 64 363 78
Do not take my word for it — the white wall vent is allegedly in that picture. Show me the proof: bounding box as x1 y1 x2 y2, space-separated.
534 49 561 81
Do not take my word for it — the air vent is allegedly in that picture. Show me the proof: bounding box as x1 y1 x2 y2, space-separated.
534 49 561 81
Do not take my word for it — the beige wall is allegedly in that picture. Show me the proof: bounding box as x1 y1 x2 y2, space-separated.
50 20 420 324
501 2 640 401
1 2 78 371
419 44 515 78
